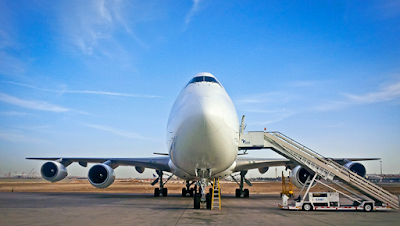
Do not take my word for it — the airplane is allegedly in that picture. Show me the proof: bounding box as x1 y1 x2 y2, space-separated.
27 72 376 209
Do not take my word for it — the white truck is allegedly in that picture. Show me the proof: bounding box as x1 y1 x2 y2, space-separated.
280 191 392 212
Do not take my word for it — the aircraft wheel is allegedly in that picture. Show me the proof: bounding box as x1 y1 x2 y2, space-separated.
162 188 168 197
182 188 187 197
194 194 201 209
189 188 194 197
206 193 212 209
303 203 312 211
244 189 249 198
154 188 160 197
364 203 373 212
235 189 241 198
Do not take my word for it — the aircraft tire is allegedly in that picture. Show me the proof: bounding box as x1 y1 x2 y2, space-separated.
182 188 186 197
244 189 249 198
154 188 160 197
194 194 201 209
235 189 241 198
189 188 194 197
206 193 212 209
162 188 168 197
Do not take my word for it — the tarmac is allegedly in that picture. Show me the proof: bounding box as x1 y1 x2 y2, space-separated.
1 192 399 226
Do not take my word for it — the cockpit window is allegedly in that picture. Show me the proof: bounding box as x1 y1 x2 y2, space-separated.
186 76 221 87
188 76 204 84
204 76 219 83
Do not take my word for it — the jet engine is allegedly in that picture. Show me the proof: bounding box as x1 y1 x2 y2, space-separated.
289 165 315 189
41 161 68 182
258 167 269 174
135 166 145 174
289 160 367 189
344 161 366 177
88 163 115 188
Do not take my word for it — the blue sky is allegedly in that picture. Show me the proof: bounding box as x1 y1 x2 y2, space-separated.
0 0 399 179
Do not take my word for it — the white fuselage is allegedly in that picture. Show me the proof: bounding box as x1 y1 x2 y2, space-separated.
166 73 239 180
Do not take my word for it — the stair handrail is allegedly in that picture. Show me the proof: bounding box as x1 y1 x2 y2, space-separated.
265 131 399 208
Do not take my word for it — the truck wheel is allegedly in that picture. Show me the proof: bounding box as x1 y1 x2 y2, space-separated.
303 203 312 211
364 203 373 212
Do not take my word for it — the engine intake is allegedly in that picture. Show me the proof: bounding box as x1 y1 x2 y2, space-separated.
41 161 68 182
344 161 366 177
289 165 315 189
88 163 115 188
258 167 269 174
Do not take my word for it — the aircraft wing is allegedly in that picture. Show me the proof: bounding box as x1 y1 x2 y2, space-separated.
234 157 291 172
233 157 380 172
26 157 171 172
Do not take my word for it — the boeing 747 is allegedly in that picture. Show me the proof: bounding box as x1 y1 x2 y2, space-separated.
28 72 374 209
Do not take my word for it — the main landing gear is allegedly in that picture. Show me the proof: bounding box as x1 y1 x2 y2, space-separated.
152 170 173 197
182 180 195 197
231 171 251 198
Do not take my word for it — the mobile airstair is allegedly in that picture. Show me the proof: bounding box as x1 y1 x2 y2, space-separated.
211 178 221 210
239 131 399 209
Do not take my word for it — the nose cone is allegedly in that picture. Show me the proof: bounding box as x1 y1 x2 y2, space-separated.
185 96 224 136
171 95 233 174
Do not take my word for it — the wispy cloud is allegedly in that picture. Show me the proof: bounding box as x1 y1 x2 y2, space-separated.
185 0 203 26
0 92 69 112
246 109 296 126
6 81 162 98
58 0 142 57
0 29 26 77
234 92 292 106
0 129 50 144
234 92 297 125
345 81 400 104
0 111 32 117
67 90 161 98
61 0 117 55
288 80 325 88
85 124 146 139
0 3 26 77
314 80 400 111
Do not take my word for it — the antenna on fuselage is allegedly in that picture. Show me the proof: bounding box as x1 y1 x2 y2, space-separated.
240 115 246 134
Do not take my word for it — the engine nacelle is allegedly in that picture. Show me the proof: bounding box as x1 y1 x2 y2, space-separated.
41 161 68 182
258 167 269 174
289 165 315 189
88 163 115 188
344 161 366 177
135 166 145 174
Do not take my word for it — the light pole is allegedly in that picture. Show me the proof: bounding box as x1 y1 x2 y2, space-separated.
380 160 382 176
